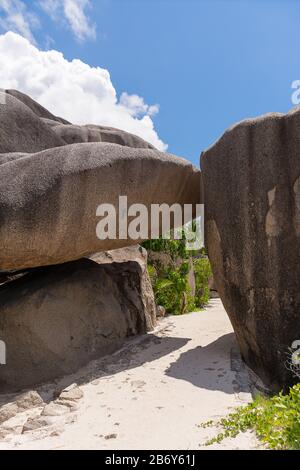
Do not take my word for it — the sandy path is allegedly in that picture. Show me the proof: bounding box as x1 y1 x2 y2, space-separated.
0 299 259 450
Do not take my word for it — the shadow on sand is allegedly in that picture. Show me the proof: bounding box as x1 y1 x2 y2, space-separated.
165 332 251 395
0 333 191 404
0 329 250 405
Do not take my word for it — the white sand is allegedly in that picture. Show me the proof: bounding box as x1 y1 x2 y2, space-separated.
0 299 260 450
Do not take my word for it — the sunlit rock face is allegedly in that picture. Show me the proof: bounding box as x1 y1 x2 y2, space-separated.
201 108 300 391
2 89 156 152
0 143 201 271
0 90 201 271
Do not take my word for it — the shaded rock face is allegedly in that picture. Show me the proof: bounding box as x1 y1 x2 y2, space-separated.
0 142 201 271
0 256 155 392
201 109 300 391
208 275 219 298
90 245 157 329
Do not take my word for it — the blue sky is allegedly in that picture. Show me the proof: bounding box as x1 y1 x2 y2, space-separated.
1 0 300 166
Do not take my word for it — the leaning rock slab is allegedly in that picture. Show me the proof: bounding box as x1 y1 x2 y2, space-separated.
0 257 155 392
0 143 201 271
201 108 300 391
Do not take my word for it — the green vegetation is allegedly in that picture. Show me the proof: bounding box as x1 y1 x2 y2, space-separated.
142 236 187 260
201 384 300 449
142 236 212 315
193 257 212 308
153 262 195 315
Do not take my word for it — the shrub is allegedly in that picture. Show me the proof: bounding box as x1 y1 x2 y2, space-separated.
201 384 300 449
193 257 212 308
143 231 212 315
152 262 195 315
147 264 158 286
142 237 187 260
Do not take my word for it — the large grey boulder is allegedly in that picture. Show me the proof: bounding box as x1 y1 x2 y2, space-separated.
0 142 201 271
49 123 156 149
0 152 30 166
0 93 65 153
3 90 155 150
0 256 156 392
5 89 70 124
201 108 300 391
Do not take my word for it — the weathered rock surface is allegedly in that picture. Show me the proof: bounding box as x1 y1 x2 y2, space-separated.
3 89 155 149
90 245 157 329
90 244 151 265
208 275 219 298
0 391 44 424
0 92 66 153
49 122 155 149
0 383 83 440
0 142 201 271
6 89 70 124
156 305 166 318
201 109 300 391
147 250 176 271
0 255 156 392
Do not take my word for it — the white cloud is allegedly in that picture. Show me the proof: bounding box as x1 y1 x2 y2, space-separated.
120 92 159 118
0 0 39 44
0 31 167 151
63 0 96 41
39 0 96 42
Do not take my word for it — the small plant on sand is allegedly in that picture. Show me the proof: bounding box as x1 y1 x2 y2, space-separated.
200 384 300 450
